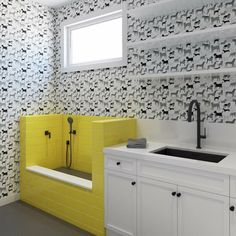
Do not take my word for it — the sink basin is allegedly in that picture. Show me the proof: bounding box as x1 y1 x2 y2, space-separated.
150 147 228 163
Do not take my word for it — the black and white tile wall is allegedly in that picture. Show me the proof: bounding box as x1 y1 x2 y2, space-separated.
1 0 236 199
0 0 56 198
55 0 236 123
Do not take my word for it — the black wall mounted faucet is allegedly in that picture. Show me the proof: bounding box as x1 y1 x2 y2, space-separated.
187 100 206 149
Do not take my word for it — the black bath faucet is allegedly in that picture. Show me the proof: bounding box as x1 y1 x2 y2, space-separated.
45 130 51 139
187 100 206 149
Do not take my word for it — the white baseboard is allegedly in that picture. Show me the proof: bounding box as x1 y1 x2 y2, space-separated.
0 193 20 207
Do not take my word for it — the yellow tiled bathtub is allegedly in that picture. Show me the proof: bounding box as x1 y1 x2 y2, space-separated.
20 114 136 236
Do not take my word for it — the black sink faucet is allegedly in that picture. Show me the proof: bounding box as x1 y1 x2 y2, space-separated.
187 100 206 149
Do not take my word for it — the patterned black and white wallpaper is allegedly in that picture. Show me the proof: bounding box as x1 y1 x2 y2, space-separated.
0 0 56 198
55 0 236 124
1 0 236 199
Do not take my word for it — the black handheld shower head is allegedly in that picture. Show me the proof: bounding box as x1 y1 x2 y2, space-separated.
66 117 74 169
67 117 73 134
67 117 73 124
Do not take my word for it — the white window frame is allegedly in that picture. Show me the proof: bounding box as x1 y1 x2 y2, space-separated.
61 3 127 72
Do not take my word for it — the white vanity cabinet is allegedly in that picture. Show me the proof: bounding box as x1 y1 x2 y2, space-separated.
230 176 236 236
178 186 229 236
230 198 236 236
230 176 236 198
105 156 137 236
105 154 232 236
137 177 177 236
137 179 229 236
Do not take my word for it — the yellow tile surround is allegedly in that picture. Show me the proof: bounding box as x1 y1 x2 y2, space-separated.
20 114 136 235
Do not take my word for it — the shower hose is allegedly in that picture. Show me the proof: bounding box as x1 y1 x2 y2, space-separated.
66 135 72 168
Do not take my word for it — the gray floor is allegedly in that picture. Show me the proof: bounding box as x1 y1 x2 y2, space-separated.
0 201 94 236
54 167 92 181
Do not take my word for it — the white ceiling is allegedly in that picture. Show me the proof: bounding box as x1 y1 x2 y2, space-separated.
36 0 74 8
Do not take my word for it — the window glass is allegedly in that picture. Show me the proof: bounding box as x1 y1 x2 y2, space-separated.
71 17 123 65
62 6 126 72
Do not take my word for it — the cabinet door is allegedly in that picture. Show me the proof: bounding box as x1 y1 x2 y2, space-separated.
137 177 177 236
230 176 236 198
105 171 136 236
230 198 236 236
178 186 229 236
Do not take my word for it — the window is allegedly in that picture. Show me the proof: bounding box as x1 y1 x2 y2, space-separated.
61 4 127 72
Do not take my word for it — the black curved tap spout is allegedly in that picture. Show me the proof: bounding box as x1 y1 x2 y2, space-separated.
187 100 206 149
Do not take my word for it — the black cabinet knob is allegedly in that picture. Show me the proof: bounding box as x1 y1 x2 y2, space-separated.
177 193 181 198
172 192 176 196
230 206 235 212
131 181 136 186
116 162 121 166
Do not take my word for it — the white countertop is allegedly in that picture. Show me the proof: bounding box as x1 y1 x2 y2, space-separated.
104 141 236 176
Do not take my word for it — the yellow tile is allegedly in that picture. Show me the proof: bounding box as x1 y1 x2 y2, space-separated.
20 115 136 236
